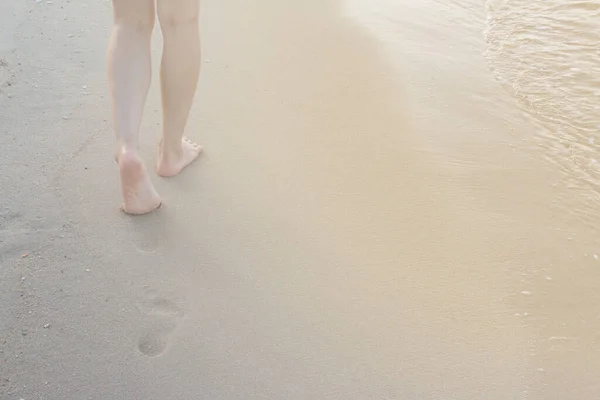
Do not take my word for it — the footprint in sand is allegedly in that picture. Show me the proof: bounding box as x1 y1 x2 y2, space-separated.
137 297 184 357
128 211 166 254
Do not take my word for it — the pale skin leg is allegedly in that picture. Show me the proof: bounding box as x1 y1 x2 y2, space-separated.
107 0 202 214
107 0 161 214
156 0 203 177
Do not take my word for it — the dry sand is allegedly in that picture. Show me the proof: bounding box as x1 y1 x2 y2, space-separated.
1 0 599 399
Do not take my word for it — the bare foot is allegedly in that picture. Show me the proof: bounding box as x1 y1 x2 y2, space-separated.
118 150 162 215
156 137 202 178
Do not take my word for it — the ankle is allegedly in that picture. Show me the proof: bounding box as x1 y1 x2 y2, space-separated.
159 138 182 158
115 143 139 162
117 148 142 167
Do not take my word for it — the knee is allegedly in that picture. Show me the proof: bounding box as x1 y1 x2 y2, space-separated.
159 13 199 30
114 12 155 35
158 3 199 29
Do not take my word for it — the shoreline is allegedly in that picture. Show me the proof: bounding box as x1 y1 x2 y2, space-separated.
1 0 599 398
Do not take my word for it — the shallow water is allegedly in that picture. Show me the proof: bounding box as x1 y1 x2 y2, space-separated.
346 0 600 226
484 0 600 226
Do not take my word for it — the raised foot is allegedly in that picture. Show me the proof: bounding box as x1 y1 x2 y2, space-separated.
118 151 162 215
156 137 202 178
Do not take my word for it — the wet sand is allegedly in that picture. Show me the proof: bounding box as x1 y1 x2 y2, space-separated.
1 0 599 399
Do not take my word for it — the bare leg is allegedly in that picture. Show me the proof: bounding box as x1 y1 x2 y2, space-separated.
107 0 161 214
156 0 203 178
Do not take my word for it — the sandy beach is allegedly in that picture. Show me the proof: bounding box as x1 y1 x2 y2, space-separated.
2 0 600 398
